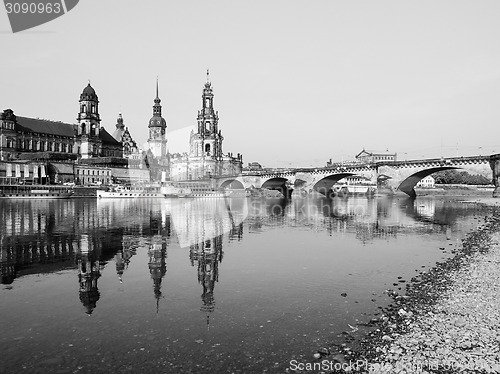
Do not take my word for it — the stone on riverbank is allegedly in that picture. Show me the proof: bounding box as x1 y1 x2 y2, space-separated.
363 228 500 373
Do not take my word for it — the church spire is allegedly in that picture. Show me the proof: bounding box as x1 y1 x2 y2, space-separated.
153 78 162 116
156 76 159 100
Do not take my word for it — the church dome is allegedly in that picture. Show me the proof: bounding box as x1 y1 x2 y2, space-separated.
80 83 98 101
149 115 166 128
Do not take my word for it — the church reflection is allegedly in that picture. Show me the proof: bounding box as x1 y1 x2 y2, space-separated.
0 196 489 318
168 198 245 325
147 206 169 313
190 220 245 327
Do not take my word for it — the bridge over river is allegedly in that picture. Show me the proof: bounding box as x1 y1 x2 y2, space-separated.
216 154 500 198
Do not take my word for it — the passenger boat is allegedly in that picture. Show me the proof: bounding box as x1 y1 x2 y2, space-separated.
0 184 74 199
223 189 251 198
162 184 191 198
331 184 376 197
166 181 248 198
97 185 165 198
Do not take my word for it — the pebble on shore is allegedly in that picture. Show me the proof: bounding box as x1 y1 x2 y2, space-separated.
334 213 500 374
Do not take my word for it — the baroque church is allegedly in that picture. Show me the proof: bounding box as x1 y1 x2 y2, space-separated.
147 72 243 181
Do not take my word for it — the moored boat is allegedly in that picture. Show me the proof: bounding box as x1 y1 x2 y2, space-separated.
97 185 165 198
0 184 74 199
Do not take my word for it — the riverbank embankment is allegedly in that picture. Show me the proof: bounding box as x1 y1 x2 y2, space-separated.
330 205 500 374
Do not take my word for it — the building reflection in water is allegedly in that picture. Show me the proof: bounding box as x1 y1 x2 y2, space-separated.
114 244 137 284
1 195 487 319
168 198 246 326
190 236 222 328
76 234 101 315
147 207 169 313
0 200 76 285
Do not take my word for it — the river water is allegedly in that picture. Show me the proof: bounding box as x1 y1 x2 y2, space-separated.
0 196 493 373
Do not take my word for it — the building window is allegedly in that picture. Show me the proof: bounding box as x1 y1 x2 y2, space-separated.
205 143 211 155
68 145 73 153
6 138 12 148
61 144 67 153
40 142 45 151
54 143 60 152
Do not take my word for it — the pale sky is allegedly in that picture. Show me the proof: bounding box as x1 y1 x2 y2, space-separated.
1 0 500 167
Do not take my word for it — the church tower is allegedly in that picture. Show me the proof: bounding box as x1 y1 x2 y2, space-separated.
77 82 102 158
190 70 223 161
147 79 167 159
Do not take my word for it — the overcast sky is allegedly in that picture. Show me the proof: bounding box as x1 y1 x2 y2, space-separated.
1 0 500 167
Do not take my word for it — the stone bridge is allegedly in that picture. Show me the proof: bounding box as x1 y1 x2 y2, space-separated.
216 155 500 198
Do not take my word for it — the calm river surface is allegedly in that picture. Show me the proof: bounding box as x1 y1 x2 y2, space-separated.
0 196 493 373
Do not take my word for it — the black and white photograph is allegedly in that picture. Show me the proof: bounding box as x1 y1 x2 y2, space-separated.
1 1 500 373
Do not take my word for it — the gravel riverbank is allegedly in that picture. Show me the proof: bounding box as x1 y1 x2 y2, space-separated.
325 206 500 374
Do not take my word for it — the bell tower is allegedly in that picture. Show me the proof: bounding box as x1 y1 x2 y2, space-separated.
77 82 102 158
77 82 101 137
147 78 167 159
190 70 223 160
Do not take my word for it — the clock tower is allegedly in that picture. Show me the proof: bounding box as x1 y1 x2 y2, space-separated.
147 78 167 159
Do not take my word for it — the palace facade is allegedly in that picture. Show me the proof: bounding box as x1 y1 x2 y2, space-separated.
0 83 147 185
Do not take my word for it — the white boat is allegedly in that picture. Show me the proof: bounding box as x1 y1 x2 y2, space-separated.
331 184 376 197
0 184 74 199
162 184 191 198
165 181 225 198
97 185 165 198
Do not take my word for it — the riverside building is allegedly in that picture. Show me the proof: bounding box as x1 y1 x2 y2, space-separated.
0 83 148 185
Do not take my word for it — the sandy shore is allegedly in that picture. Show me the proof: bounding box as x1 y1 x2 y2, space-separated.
323 204 500 374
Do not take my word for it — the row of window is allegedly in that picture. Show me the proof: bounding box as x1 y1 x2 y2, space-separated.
6 138 75 153
374 156 395 161
1 122 15 130
76 169 111 176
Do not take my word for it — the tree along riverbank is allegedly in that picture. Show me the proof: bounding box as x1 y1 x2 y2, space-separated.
416 185 494 197
321 204 500 374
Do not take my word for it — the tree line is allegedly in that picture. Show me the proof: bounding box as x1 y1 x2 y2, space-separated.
433 170 491 185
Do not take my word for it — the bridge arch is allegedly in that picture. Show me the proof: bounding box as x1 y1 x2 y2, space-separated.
220 179 245 189
397 167 458 198
312 173 354 196
261 177 292 197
